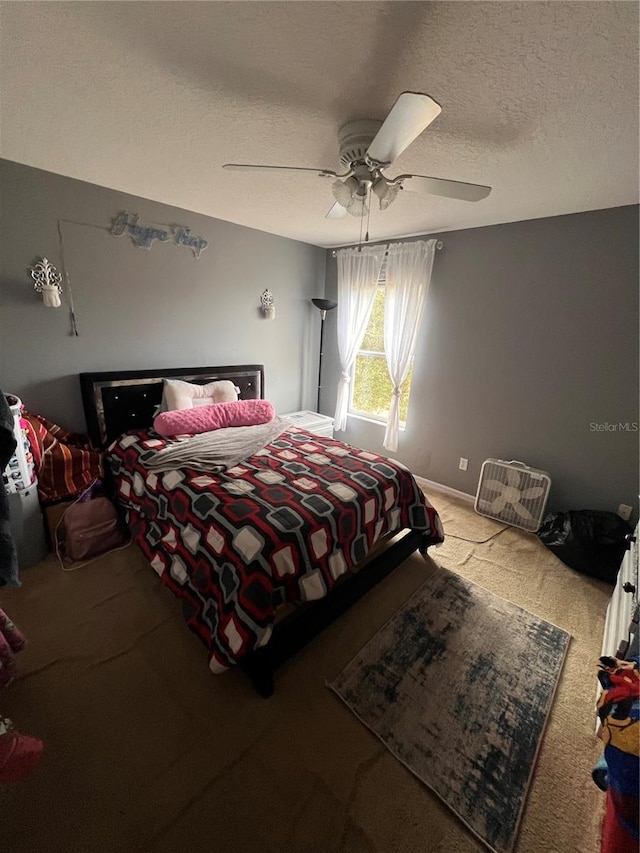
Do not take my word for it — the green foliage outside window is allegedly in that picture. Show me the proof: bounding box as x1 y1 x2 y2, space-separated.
350 288 413 423
361 288 385 351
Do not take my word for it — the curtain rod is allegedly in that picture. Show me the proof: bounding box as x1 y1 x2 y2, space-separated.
331 239 443 258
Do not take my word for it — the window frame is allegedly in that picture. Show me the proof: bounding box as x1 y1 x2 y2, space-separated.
347 270 413 427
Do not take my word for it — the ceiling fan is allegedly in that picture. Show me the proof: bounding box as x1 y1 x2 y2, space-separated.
223 92 492 220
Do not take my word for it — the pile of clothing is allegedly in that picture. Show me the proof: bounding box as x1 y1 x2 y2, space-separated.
595 655 639 853
1 392 104 587
21 411 103 504
0 608 43 782
0 393 102 784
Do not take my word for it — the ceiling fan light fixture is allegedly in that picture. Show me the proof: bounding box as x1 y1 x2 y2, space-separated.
332 176 358 208
346 196 368 218
373 178 400 210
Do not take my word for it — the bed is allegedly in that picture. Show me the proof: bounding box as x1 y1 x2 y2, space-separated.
80 364 444 696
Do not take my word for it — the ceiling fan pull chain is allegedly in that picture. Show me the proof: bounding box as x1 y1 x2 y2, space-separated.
364 185 372 243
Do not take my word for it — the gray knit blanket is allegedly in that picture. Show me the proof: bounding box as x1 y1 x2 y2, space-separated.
142 417 289 473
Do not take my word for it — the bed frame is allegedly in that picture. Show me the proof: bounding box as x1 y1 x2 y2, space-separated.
79 364 424 697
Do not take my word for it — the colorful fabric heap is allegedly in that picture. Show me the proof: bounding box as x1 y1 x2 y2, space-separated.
0 608 43 783
596 655 640 853
0 607 25 689
21 411 103 503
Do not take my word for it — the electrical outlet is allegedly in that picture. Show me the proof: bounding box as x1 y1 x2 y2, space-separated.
618 504 633 521
459 457 469 472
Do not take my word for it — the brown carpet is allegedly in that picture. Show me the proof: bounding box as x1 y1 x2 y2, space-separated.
0 490 611 853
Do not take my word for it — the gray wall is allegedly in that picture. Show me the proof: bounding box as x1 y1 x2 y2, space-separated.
2 158 636 519
322 206 639 517
0 160 326 430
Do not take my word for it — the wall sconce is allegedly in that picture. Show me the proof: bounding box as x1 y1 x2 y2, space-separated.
260 288 275 320
30 257 63 308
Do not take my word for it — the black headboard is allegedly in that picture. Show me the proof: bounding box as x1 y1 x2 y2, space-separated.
80 364 264 447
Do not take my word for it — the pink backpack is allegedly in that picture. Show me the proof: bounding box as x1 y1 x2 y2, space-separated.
55 482 129 568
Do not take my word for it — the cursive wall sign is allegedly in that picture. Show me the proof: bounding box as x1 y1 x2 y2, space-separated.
110 212 208 257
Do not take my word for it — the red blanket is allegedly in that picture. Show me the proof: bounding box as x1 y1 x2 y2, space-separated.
108 426 444 671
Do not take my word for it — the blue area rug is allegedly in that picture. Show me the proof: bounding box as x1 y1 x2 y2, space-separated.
329 568 571 853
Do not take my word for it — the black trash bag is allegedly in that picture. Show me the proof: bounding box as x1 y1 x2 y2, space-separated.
538 510 633 583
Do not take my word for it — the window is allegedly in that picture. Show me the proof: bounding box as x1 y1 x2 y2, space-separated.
349 282 414 424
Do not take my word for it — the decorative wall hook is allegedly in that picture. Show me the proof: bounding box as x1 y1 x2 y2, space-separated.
30 257 63 308
260 289 275 320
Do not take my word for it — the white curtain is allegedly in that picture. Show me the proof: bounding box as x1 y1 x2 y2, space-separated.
382 239 437 451
334 244 388 431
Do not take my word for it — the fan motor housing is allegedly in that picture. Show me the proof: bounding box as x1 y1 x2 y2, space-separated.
337 119 383 169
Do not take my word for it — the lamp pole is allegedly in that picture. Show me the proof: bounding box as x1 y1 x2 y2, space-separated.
311 298 337 413
317 309 327 414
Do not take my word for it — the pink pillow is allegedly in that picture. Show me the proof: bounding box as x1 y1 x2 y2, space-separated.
154 399 275 437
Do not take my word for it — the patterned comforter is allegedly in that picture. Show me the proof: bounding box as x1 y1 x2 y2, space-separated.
107 426 444 672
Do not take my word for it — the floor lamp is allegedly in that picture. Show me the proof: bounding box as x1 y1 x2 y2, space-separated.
311 298 337 413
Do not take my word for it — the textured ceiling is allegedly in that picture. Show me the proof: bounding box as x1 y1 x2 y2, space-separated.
1 1 638 248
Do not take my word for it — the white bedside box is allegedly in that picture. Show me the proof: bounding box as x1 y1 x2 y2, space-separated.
281 410 334 438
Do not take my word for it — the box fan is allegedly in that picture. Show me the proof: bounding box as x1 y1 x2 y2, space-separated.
474 459 551 533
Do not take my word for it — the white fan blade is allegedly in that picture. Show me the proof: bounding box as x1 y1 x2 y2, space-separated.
490 495 507 514
399 174 491 202
483 479 505 493
512 502 533 522
367 92 442 165
326 202 347 220
521 486 545 499
505 468 520 488
223 163 337 178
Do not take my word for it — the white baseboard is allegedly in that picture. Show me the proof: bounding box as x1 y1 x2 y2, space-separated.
414 476 475 505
